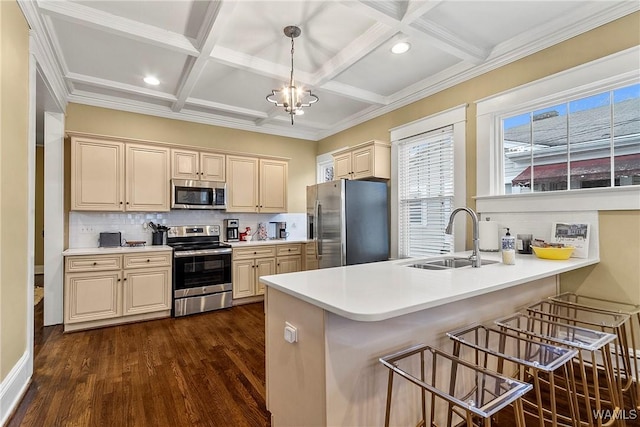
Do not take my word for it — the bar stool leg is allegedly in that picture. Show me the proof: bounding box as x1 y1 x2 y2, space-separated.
384 369 394 427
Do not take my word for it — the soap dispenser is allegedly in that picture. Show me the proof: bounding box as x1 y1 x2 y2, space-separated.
501 228 516 265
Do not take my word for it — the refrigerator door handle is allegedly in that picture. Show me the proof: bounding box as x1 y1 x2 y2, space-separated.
316 202 322 259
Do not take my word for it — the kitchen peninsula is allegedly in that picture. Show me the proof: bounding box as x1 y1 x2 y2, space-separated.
260 253 599 426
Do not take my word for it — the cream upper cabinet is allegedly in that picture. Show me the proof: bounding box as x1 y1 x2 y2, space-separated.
226 155 288 213
333 152 352 180
126 143 170 211
259 159 288 213
71 137 125 211
171 148 225 182
332 140 391 181
71 137 170 212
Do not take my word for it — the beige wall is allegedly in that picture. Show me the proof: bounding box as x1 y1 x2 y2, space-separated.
1 0 29 379
35 146 44 267
318 13 640 305
64 104 318 212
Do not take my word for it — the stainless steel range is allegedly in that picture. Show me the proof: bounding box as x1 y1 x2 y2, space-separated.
167 225 232 317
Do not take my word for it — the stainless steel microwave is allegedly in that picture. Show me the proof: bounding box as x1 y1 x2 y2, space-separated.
171 179 226 210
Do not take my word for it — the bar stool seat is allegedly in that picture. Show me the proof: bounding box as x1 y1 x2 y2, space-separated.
447 323 579 427
379 344 532 427
495 312 623 427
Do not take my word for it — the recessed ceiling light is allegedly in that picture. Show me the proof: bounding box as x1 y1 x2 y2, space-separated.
143 76 160 85
391 42 411 54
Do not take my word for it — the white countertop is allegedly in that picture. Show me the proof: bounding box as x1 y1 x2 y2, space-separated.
63 245 173 256
260 252 599 322
225 239 310 247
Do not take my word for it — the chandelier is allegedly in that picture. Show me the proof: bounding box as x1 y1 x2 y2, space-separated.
266 25 319 125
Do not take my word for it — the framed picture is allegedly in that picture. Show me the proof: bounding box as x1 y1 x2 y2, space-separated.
551 222 590 258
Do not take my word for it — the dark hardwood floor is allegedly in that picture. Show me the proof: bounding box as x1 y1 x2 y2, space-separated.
9 302 270 427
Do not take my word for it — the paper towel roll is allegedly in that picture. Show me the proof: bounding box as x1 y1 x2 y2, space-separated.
479 221 499 251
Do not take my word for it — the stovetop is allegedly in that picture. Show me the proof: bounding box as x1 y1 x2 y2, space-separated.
166 225 231 252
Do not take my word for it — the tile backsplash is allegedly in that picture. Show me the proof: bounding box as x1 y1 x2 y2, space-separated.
69 211 307 248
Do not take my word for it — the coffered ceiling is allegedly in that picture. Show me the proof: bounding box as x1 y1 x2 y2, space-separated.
23 0 639 141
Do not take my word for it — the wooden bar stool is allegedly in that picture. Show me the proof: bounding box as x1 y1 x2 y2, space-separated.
550 292 640 410
495 312 623 427
379 344 532 427
447 323 579 427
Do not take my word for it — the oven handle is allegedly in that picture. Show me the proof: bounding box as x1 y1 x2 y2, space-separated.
174 249 232 257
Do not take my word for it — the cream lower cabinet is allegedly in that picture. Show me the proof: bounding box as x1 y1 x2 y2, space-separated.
276 244 302 274
232 244 303 300
226 155 288 213
232 246 276 299
64 251 172 332
304 242 319 271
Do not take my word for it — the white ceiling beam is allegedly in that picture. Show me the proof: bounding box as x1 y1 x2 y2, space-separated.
311 22 397 87
36 0 199 56
319 81 388 105
401 0 443 24
341 0 486 64
255 107 285 126
171 1 238 112
66 72 177 102
185 97 268 119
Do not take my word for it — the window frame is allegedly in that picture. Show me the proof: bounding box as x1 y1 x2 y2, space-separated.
391 104 467 258
475 46 640 213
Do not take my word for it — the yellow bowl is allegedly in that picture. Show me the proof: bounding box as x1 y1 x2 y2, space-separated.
532 246 575 260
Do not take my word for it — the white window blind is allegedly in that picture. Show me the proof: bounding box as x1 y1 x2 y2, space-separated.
398 126 454 257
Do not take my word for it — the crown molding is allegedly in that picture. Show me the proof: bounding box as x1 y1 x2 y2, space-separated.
18 1 68 112
67 72 178 102
68 91 322 141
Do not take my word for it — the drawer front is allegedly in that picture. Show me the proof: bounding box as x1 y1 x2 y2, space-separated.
123 252 172 269
276 244 302 257
65 255 122 273
233 245 276 260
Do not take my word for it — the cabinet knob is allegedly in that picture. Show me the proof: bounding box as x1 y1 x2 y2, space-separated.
123 278 127 281
288 248 291 252
118 278 121 282
253 251 257 254
119 201 123 205
146 259 150 262
126 202 129 205
93 262 97 266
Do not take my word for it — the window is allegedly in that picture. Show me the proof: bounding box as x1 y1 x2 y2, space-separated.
398 127 454 257
476 47 640 212
503 83 640 194
316 152 335 184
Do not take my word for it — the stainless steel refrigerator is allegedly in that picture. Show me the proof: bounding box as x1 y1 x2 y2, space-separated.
307 180 389 268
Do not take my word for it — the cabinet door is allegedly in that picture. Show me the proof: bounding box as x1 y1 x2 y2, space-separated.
255 257 276 295
126 144 170 211
277 256 302 275
71 138 125 211
259 159 288 213
333 152 352 180
232 259 256 298
200 152 225 182
171 148 199 180
351 146 374 179
226 156 259 212
123 267 171 315
65 271 122 324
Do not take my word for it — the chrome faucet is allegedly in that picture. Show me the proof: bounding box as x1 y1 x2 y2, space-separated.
445 207 481 267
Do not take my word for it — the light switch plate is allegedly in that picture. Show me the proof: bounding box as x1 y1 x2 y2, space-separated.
284 322 298 343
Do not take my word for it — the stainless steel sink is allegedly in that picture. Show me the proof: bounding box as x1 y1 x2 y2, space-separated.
407 256 499 270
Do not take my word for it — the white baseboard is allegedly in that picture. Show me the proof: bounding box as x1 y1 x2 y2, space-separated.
0 351 31 426
34 265 43 275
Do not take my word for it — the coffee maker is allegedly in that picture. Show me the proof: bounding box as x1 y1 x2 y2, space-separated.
269 221 287 239
224 219 239 242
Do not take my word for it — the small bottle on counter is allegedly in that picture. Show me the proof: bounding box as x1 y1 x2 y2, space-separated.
501 228 516 265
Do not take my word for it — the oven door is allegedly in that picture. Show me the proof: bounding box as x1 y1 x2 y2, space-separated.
173 251 231 298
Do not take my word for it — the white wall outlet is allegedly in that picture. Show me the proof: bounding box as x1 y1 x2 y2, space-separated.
284 322 298 343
